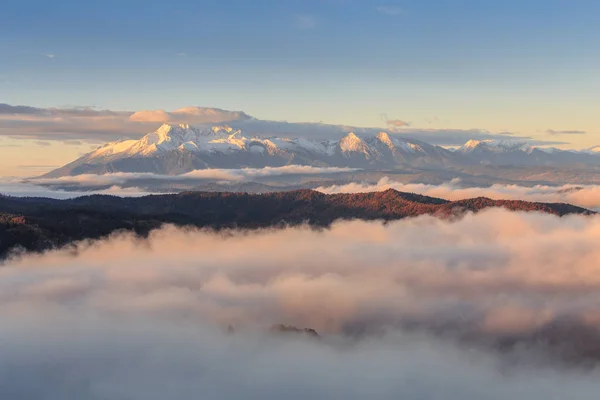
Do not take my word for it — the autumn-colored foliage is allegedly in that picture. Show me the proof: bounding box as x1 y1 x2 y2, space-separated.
0 189 592 258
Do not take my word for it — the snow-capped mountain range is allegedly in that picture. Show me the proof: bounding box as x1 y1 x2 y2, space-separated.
44 124 600 177
455 139 600 166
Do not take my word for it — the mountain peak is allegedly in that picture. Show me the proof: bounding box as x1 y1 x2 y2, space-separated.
211 125 234 134
145 124 185 146
460 139 490 152
153 123 195 142
376 131 392 142
340 132 369 154
459 139 531 154
43 120 600 178
156 122 173 134
376 132 395 148
156 122 192 133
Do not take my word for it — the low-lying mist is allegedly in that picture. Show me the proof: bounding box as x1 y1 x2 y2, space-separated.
318 177 600 210
1 209 600 398
29 165 358 186
4 173 600 214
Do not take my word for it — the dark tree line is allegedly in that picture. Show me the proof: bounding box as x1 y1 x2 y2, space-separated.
0 189 592 259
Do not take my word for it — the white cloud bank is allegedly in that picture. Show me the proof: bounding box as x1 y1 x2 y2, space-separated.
0 166 356 198
31 166 358 185
6 173 600 212
317 177 600 210
23 174 600 211
1 211 600 398
0 180 153 199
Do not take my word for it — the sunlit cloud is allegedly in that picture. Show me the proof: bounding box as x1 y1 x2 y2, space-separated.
0 166 358 196
21 166 359 189
0 103 569 147
0 104 249 142
386 119 410 130
1 207 600 396
0 179 153 198
317 177 600 211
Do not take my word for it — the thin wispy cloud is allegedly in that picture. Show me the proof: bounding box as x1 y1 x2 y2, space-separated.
294 14 318 29
17 164 60 169
2 211 600 399
546 129 586 136
387 119 410 129
376 5 406 16
62 140 83 146
43 54 56 59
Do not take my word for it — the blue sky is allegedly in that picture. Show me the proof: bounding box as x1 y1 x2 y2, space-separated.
1 0 599 144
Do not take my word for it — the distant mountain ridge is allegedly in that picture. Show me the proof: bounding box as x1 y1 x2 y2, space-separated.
0 189 593 258
44 123 600 177
456 139 600 166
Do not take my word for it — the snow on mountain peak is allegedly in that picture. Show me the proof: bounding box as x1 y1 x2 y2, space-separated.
85 124 444 166
374 132 427 155
212 125 234 134
44 119 600 177
140 124 185 149
376 132 395 149
70 118 467 173
156 122 191 134
459 139 532 153
340 132 369 154
88 139 139 158
461 139 489 150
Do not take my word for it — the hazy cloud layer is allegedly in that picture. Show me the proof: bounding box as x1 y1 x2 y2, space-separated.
0 104 41 115
24 166 358 190
12 173 600 209
386 119 410 129
10 173 600 211
0 180 152 199
0 103 567 147
128 107 250 124
2 211 600 397
396 128 566 147
224 120 564 146
0 104 249 142
317 178 600 210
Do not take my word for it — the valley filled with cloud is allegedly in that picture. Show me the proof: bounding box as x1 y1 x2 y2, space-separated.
2 209 600 398
317 178 600 211
3 0 600 397
4 172 600 212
